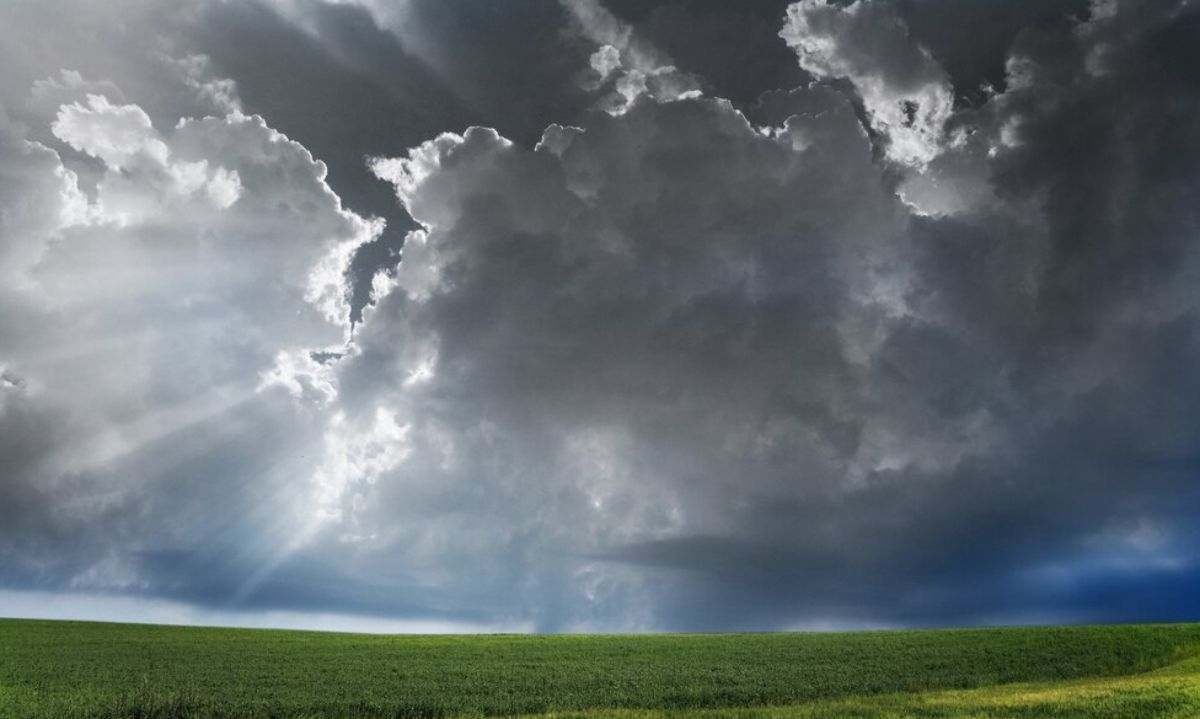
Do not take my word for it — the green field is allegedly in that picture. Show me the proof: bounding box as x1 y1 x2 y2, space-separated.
1 619 1199 718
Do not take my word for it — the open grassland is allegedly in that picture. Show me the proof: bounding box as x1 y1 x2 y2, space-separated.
529 654 1200 719
1 619 1198 718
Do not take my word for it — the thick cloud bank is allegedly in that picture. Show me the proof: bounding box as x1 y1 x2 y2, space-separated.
2 0 1199 630
0 78 380 616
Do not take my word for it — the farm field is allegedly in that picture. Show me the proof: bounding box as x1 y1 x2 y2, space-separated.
0 619 1198 718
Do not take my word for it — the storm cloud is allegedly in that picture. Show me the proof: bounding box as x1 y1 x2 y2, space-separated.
1 0 1199 631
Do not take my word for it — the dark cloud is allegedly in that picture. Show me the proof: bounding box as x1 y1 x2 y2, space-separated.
1 0 1199 631
894 0 1092 103
351 0 1200 629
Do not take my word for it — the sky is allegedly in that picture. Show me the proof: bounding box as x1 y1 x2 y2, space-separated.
1 0 1199 633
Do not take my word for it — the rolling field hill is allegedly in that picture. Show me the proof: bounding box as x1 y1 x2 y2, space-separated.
1 619 1198 718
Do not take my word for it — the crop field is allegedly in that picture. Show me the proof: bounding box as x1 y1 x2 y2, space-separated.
1 619 1198 718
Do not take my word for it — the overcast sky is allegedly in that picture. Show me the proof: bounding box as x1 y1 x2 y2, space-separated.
1 0 1199 633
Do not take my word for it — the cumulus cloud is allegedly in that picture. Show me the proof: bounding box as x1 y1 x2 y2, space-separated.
781 0 955 167
335 0 1200 629
50 93 250 223
350 85 952 627
0 73 379 611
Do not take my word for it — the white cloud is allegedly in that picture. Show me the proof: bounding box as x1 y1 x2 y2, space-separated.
589 45 622 80
206 165 242 208
50 94 258 226
0 129 88 287
0 78 379 601
561 0 702 113
781 0 954 168
53 94 168 169
313 407 412 523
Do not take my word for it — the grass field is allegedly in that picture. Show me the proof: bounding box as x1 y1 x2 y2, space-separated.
1 619 1198 718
